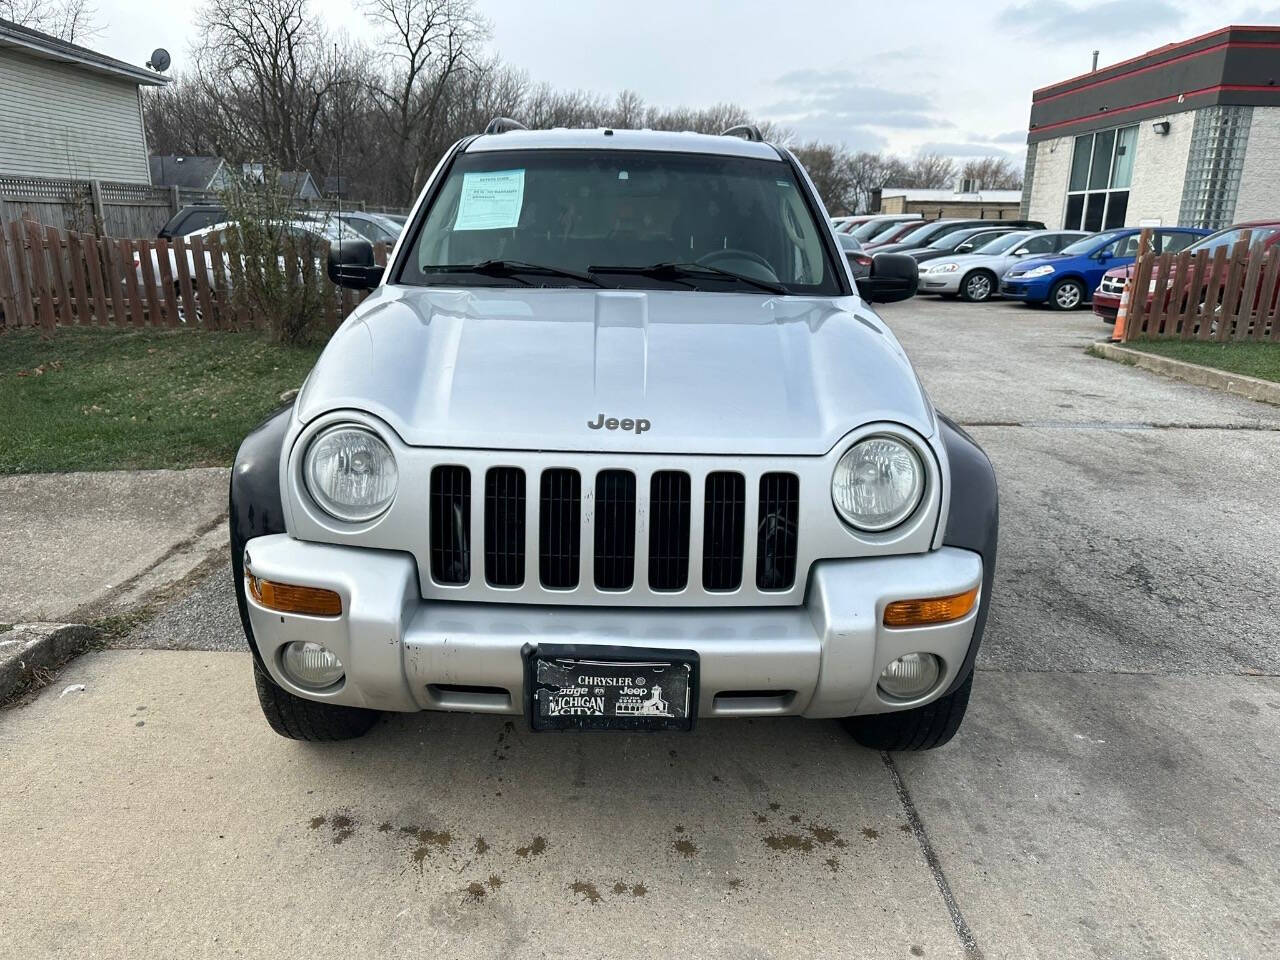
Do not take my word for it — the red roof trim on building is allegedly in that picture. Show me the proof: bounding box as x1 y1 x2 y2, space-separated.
1034 40 1280 105
1030 83 1280 136
1032 25 1276 96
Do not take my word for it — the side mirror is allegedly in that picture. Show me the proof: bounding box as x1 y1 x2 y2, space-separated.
1013 247 1030 256
327 238 382 290
1095 250 1111 263
859 253 918 304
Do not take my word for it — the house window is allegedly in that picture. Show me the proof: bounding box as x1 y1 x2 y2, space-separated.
1063 125 1137 231
1178 105 1252 230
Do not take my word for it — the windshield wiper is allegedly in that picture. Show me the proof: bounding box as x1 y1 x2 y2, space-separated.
589 261 789 295
427 260 602 287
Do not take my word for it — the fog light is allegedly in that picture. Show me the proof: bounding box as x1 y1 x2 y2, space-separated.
281 641 345 690
878 653 941 699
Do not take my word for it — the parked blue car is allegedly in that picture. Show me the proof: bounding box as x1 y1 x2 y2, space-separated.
999 227 1210 310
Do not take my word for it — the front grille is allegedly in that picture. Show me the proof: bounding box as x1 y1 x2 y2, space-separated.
594 470 636 590
756 472 799 590
539 468 581 589
1100 275 1125 294
484 467 525 587
648 471 691 591
702 471 746 591
430 465 471 584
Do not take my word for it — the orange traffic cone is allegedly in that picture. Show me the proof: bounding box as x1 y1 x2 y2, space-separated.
1110 277 1131 342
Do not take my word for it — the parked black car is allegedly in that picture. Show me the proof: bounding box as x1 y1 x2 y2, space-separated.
901 226 1020 265
157 204 227 239
868 218 1045 255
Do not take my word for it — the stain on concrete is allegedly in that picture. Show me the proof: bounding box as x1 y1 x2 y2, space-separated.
673 837 697 858
806 823 845 848
612 881 628 895
1228 698 1259 717
763 833 814 853
673 825 685 834
752 812 769 824
570 880 602 904
727 878 743 890
825 857 840 873
308 816 326 830
515 836 546 858
911 946 925 957
767 801 781 812
474 836 489 855
463 881 487 903
331 814 355 845
411 828 452 867
630 883 647 897
377 822 392 832
486 875 502 890
788 814 801 824
861 827 880 841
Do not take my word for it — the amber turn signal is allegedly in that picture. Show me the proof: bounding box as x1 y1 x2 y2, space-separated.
247 574 342 617
883 587 979 628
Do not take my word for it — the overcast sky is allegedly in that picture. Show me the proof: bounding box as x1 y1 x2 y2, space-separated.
89 0 1280 161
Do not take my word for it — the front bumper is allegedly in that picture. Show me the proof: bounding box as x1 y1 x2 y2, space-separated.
919 273 962 294
999 276 1052 302
1092 291 1120 321
242 535 984 721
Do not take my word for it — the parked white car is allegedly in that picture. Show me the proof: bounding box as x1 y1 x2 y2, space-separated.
917 229 1089 301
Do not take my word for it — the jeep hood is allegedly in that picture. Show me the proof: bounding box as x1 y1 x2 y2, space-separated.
296 286 934 456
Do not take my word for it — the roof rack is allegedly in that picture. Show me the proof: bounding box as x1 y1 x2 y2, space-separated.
721 124 764 142
483 117 528 135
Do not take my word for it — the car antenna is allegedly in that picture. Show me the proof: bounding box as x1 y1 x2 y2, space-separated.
334 42 344 251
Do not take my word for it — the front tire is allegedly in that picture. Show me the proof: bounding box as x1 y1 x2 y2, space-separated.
1048 278 1085 311
842 673 973 751
959 270 995 302
253 658 380 741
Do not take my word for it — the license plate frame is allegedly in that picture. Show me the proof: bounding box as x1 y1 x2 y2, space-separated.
522 643 699 732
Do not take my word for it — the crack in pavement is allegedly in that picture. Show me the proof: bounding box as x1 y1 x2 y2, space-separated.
959 420 1280 431
882 751 984 960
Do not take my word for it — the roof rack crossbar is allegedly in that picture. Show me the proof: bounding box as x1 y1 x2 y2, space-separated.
721 124 764 142
484 117 528 135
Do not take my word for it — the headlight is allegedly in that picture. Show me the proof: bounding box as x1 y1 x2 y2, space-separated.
303 424 398 522
931 262 959 274
832 436 925 532
1022 264 1055 278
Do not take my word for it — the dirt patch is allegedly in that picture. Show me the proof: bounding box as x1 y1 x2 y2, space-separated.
516 836 546 858
763 833 814 854
463 881 487 903
673 837 698 858
474 836 489 855
569 880 602 904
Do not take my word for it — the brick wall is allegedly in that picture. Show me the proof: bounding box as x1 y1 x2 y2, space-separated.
1234 106 1280 222
1025 137 1072 229
1126 112 1193 226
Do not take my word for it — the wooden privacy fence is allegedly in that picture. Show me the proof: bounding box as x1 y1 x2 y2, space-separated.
0 219 389 333
1119 229 1280 342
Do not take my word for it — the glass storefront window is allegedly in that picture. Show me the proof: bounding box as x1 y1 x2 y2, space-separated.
1063 124 1137 231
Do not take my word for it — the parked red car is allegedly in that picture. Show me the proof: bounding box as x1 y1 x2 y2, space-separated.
1092 220 1280 324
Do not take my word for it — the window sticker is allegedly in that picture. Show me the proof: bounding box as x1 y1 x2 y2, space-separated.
453 169 525 231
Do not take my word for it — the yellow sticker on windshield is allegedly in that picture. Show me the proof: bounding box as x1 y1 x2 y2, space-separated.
454 169 525 231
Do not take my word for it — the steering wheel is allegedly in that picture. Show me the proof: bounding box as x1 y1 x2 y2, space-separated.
696 248 779 280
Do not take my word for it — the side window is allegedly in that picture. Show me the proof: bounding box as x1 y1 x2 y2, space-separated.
1051 234 1080 251
1114 235 1141 257
1158 232 1197 254
1021 236 1055 254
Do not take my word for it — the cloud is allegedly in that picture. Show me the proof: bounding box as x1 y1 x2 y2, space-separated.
1002 0 1185 40
1236 5 1280 21
917 141 1025 160
983 130 1029 144
761 70 947 142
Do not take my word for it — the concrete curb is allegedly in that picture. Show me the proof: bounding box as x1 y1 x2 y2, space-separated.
0 623 101 704
1090 340 1280 406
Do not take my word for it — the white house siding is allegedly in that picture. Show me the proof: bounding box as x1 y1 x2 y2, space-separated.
1233 106 1280 222
1124 112 1194 226
1025 137 1072 229
0 48 150 183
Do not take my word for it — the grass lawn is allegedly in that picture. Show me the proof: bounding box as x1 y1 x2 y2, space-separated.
1123 339 1280 384
0 327 323 474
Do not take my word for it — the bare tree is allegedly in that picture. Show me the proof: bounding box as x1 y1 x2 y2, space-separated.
363 0 487 197
2 0 99 41
901 152 957 189
961 156 1023 190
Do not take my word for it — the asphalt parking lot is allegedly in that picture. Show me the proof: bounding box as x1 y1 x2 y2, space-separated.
3 296 1278 959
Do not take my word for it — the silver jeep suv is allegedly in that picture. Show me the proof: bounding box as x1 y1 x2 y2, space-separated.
229 122 998 750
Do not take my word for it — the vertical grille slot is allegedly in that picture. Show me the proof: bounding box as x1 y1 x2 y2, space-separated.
484 467 525 587
648 470 691 591
702 471 745 592
429 465 471 585
539 468 581 589
593 470 636 590
756 472 799 591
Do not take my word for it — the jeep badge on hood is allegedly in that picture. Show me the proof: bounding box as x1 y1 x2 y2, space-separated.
587 413 651 435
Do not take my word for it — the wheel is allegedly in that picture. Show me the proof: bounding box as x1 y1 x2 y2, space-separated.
842 673 973 751
253 658 380 741
1048 278 1085 311
959 270 996 302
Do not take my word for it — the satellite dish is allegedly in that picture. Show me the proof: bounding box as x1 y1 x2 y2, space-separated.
147 48 171 72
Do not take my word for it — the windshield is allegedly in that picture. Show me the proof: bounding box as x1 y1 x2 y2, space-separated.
1187 224 1280 254
893 222 948 247
852 219 905 241
929 229 988 251
1060 231 1122 256
401 149 841 294
973 232 1030 255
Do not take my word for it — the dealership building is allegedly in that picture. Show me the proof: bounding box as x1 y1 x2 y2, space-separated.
1021 25 1280 231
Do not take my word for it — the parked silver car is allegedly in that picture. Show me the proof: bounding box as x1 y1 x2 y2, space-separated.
229 123 998 751
917 229 1089 301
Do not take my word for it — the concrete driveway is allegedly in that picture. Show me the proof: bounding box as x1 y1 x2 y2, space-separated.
2 298 1277 959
